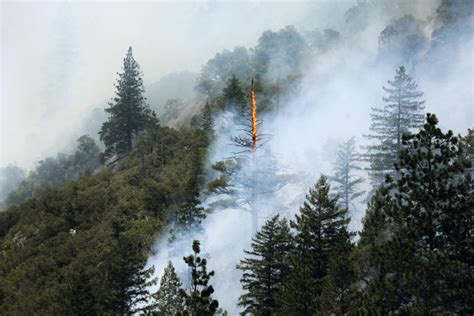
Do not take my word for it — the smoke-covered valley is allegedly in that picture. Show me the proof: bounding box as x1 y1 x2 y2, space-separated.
1 0 472 314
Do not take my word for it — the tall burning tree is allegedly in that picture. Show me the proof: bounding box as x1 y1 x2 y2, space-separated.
232 79 262 155
251 79 258 154
207 78 293 235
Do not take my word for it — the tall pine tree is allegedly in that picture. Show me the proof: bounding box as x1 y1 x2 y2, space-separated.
237 215 292 315
278 176 349 315
364 66 425 191
100 46 158 159
362 114 473 313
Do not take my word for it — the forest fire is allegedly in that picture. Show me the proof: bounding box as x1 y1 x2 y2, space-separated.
251 79 257 153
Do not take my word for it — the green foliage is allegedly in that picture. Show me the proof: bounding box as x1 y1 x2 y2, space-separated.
0 172 158 314
222 75 246 115
195 25 307 112
206 160 240 195
361 113 473 313
152 261 184 315
174 144 207 233
206 174 231 195
197 101 214 132
238 215 292 315
320 231 359 315
4 135 102 208
180 240 219 315
196 46 253 98
356 187 392 305
278 176 350 315
100 46 159 159
364 65 425 191
0 123 210 314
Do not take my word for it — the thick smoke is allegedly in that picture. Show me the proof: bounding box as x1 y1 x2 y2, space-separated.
1 1 323 169
2 0 471 313
147 1 472 313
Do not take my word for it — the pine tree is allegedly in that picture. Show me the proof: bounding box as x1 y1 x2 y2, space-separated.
108 247 156 315
222 74 246 115
175 145 206 232
320 230 358 315
152 261 184 315
330 137 365 212
198 101 214 132
237 215 292 315
278 176 349 315
100 46 158 159
363 114 473 313
364 66 425 191
356 187 395 313
180 240 219 316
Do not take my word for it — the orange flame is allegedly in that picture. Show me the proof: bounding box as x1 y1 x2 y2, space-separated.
251 79 257 152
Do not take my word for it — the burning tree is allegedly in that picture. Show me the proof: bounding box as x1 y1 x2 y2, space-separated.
231 79 262 154
229 80 291 233
207 79 293 234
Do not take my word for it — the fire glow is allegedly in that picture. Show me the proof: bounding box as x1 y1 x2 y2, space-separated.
251 79 257 153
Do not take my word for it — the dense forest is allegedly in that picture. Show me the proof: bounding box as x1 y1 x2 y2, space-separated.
1 0 473 314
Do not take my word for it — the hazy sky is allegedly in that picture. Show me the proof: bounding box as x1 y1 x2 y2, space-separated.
1 1 350 168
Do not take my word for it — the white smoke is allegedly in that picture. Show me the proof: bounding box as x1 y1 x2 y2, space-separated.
146 1 472 313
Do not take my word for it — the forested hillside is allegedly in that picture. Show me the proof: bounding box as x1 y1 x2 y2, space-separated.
1 0 472 314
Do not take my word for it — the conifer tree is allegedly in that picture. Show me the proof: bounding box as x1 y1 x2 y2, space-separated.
363 114 473 313
222 74 246 115
356 187 394 313
320 230 358 315
237 215 292 315
180 240 219 315
330 137 365 211
100 47 158 159
109 246 156 315
198 101 214 132
278 176 349 315
175 145 206 232
152 261 184 315
364 66 425 191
